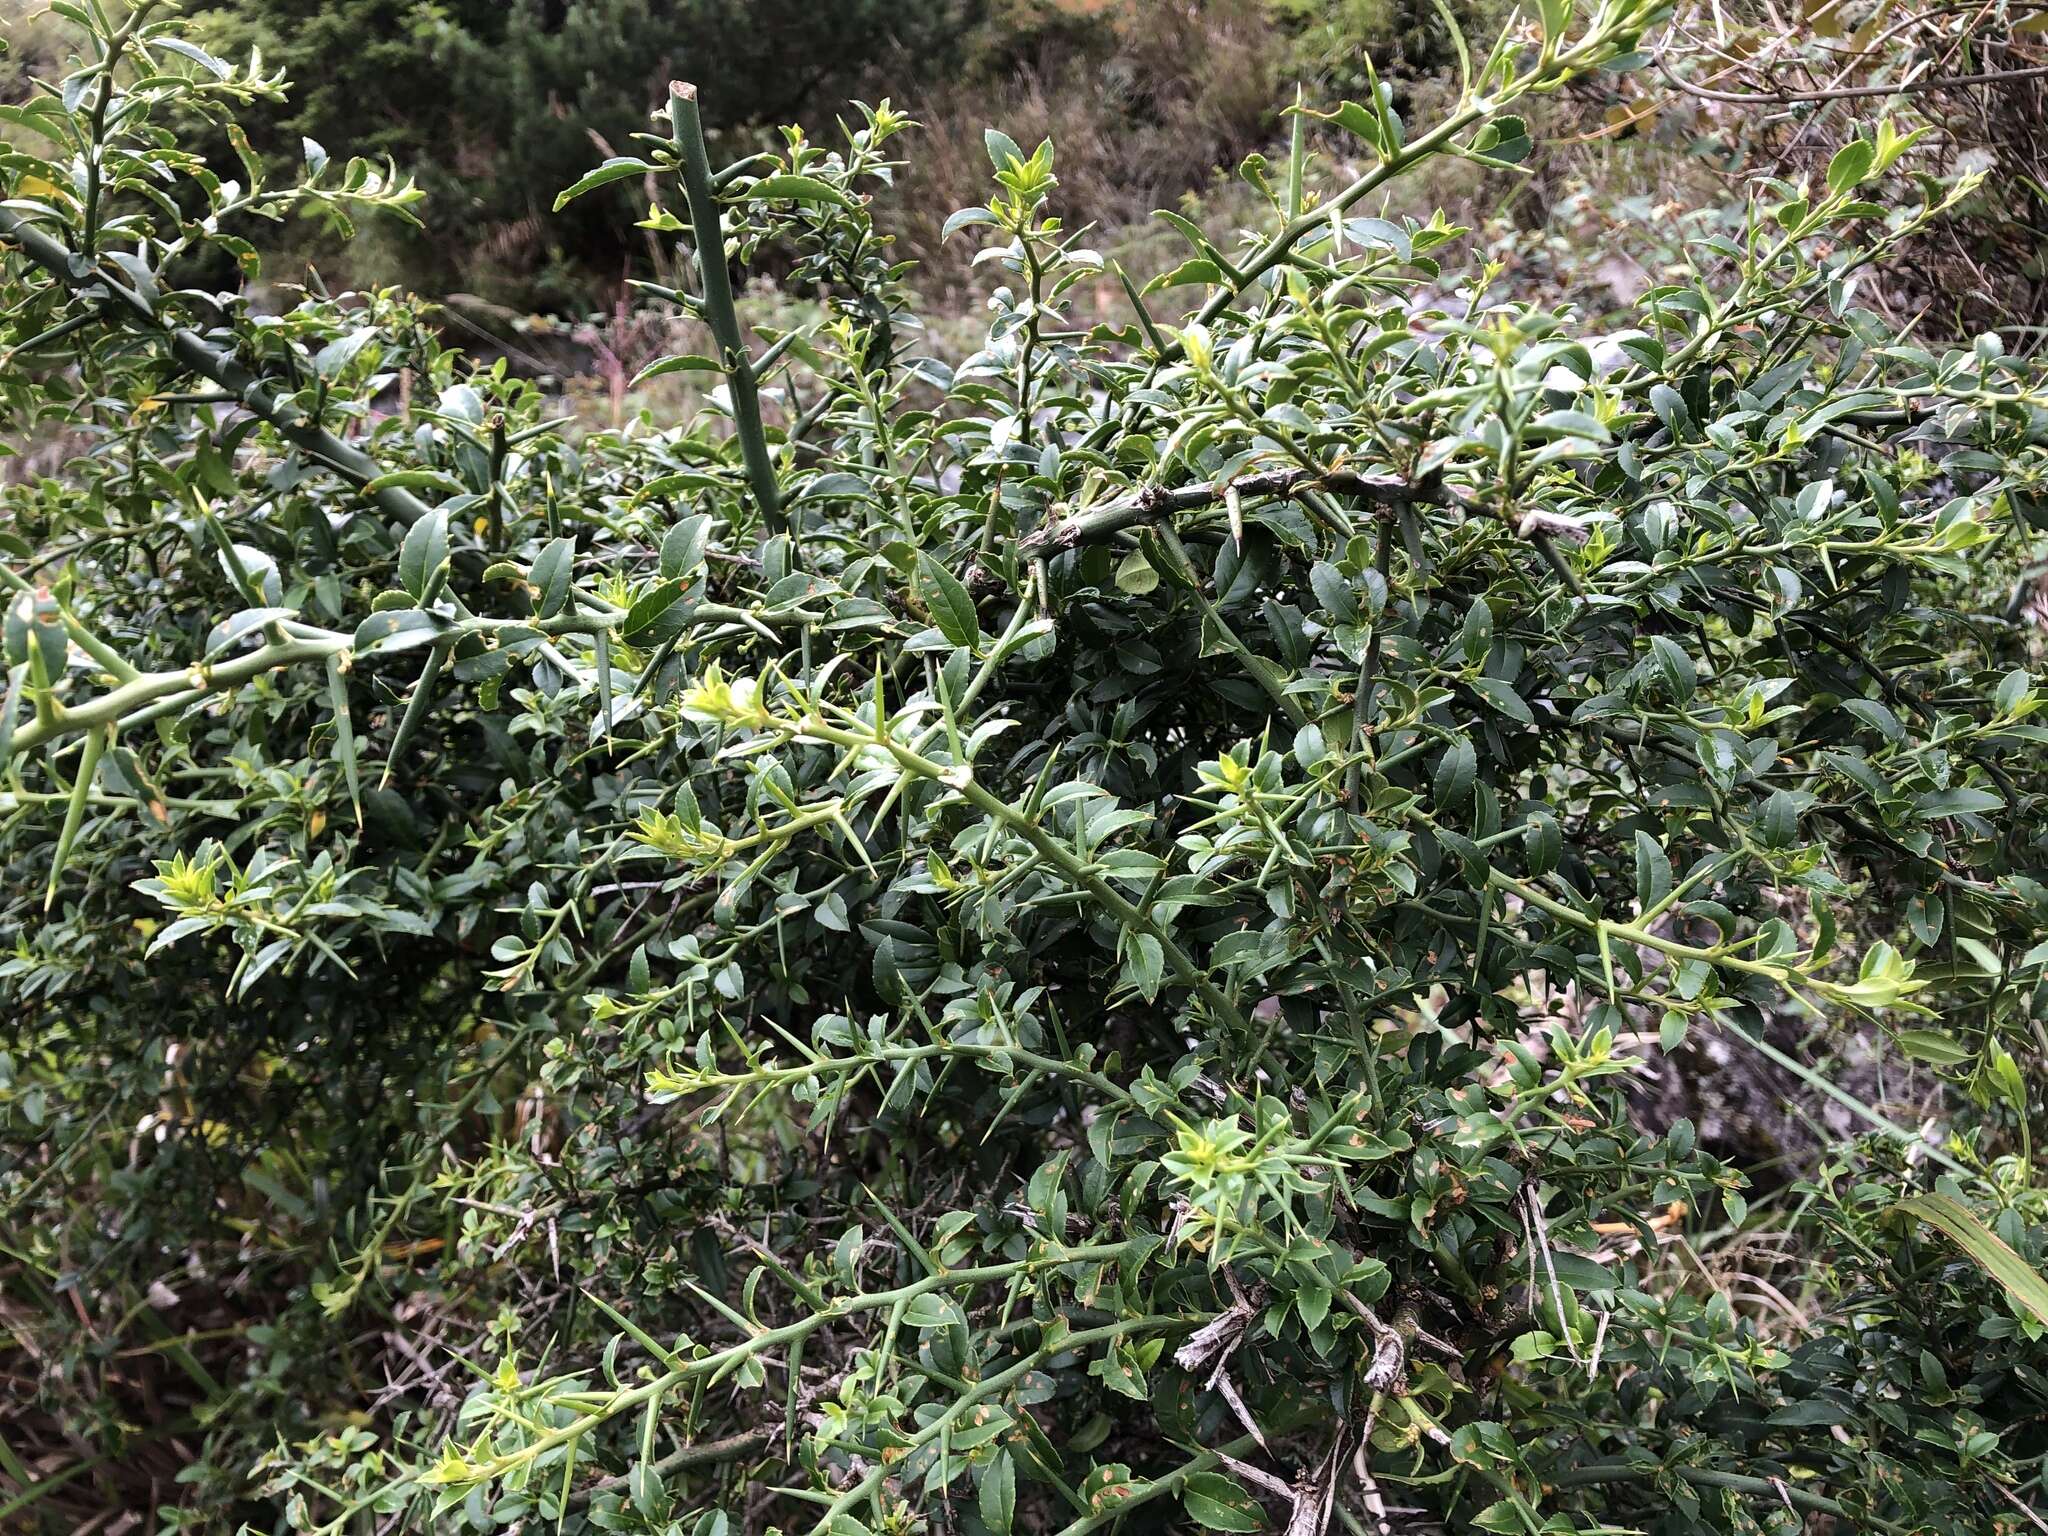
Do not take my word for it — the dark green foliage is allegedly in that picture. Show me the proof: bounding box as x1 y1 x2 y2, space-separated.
186 0 980 303
3 4 2048 1535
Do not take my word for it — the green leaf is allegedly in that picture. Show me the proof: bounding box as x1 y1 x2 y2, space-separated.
984 128 1024 170
661 515 712 581
629 1461 665 1517
1826 139 1877 195
1304 100 1390 155
1460 595 1493 666
1842 697 1903 740
553 156 655 211
1432 736 1477 812
630 354 722 387
979 1449 1016 1534
1115 550 1160 594
1768 1398 1850 1427
326 658 362 829
918 554 979 648
1309 562 1357 623
1913 787 2003 819
623 578 692 640
1144 258 1226 293
1546 1253 1619 1291
740 174 854 208
1469 114 1532 165
1079 1463 1141 1509
941 206 997 240
1523 812 1562 876
1469 676 1532 725
1895 1030 1971 1066
1089 1340 1148 1399
1182 1471 1264 1531
1473 1498 1524 1533
1529 408 1608 441
1293 722 1327 768
1648 383 1691 436
1633 831 1672 912
530 537 575 620
153 36 233 79
1755 789 1800 848
352 609 444 656
1896 1193 2048 1326
1647 635 1696 704
397 508 450 601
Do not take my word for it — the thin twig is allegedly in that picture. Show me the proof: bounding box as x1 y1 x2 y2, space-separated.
1658 54 2048 101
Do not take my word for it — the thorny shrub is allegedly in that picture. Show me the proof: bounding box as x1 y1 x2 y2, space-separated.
3 3 2048 1534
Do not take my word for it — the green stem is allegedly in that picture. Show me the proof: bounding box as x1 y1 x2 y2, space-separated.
6 636 348 757
564 1428 774 1512
0 788 238 815
1550 1462 1914 1535
657 1038 1138 1110
80 0 163 256
317 1242 1136 1533
0 584 847 755
668 82 786 540
0 206 435 530
1158 527 1307 730
1345 515 1394 804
